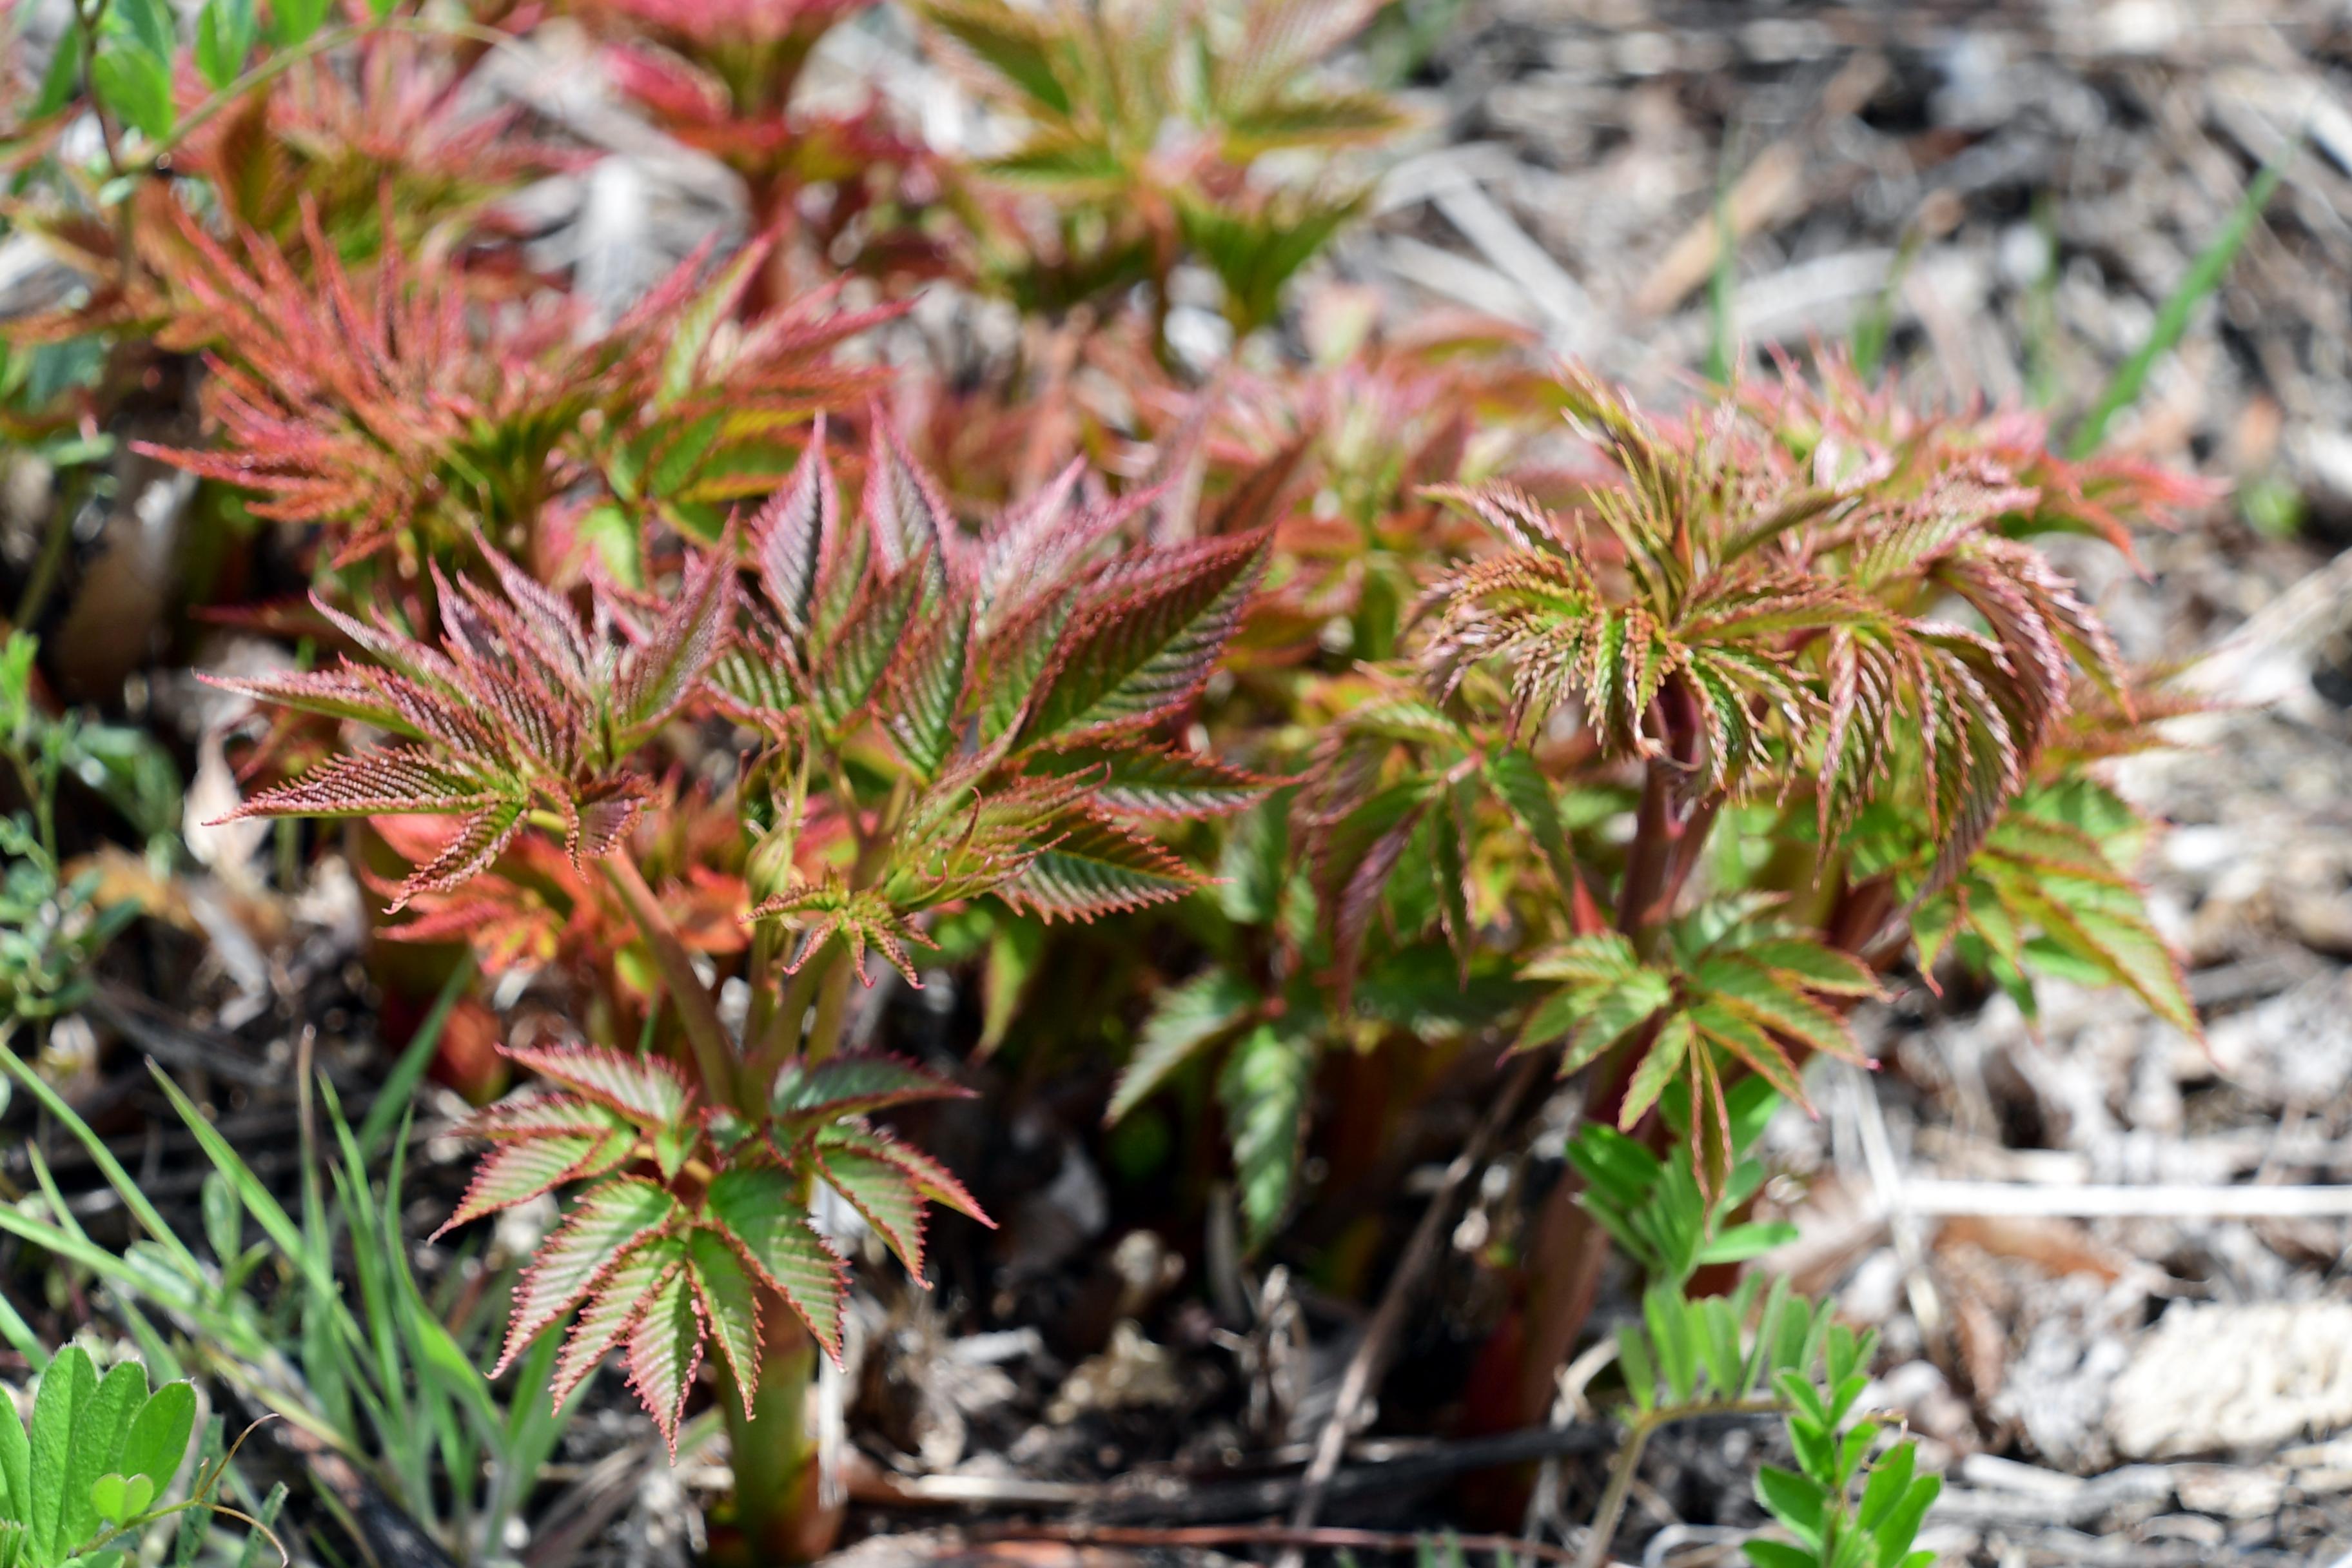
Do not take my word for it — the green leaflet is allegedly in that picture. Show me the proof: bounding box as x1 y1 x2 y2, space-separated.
1522 931 1640 988
880 599 972 779
552 1239 683 1409
1482 748 1583 906
1174 191 1363 335
921 0 1073 116
1029 745 1271 820
1218 1020 1315 1247
1927 783 2197 1035
811 562 925 734
1003 815 1202 921
24 1348 91 1565
1563 967 1674 1073
815 1149 928 1276
0 1372 24 1522
703 1168 847 1359
2001 874 2198 1037
1731 939 1878 997
56 1362 142 1552
1108 968 1257 1124
769 1054 965 1122
1216 795 1291 927
193 0 257 91
1693 956 1859 1064
499 1179 679 1364
685 1231 762 1417
1618 1012 1694 1132
624 1264 703 1451
1017 533 1268 747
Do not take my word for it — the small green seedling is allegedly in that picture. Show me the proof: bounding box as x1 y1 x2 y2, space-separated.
0 1345 211 1568
1745 1325 1941 1568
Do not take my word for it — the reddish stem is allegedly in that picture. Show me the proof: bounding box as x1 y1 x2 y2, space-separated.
1492 679 1729 1440
599 849 740 1109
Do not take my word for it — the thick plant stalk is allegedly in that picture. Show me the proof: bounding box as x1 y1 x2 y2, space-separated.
600 850 838 1560
720 1303 839 1565
1500 692 1725 1437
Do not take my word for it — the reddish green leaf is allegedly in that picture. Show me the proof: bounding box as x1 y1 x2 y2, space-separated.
769 1052 970 1122
702 1168 848 1359
862 413 954 593
1695 956 1865 1064
1689 999 1807 1106
625 1260 705 1453
552 1237 684 1407
614 547 733 740
811 560 925 732
503 1043 693 1129
687 1228 763 1417
1015 531 1268 746
198 665 411 735
458 1094 628 1142
2006 876 2199 1037
392 801 529 909
1001 814 1203 921
819 1125 995 1229
879 594 972 778
1733 938 1880 998
224 748 498 821
1618 1012 1693 1132
1562 970 1673 1075
1028 743 1273 818
816 1147 929 1277
754 419 836 635
498 1178 679 1370
1523 932 1640 988
442 1129 627 1233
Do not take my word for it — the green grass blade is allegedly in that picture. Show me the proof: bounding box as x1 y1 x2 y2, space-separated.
0 1046 206 1280
0 1284 43 1371
2068 133 2299 456
1705 177 1738 387
1850 228 1923 379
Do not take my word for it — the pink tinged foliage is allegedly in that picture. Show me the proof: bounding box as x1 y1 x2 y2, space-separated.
201 411 1242 1450
1302 364 2201 1179
551 1239 684 1409
202 540 732 908
135 213 892 565
1415 366 2154 896
813 1146 932 1277
819 1124 995 1229
717 420 1270 959
437 1035 986 1436
767 1052 973 1124
585 0 873 51
502 1043 693 1125
701 1166 850 1358
626 1264 707 1453
496 1178 681 1366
